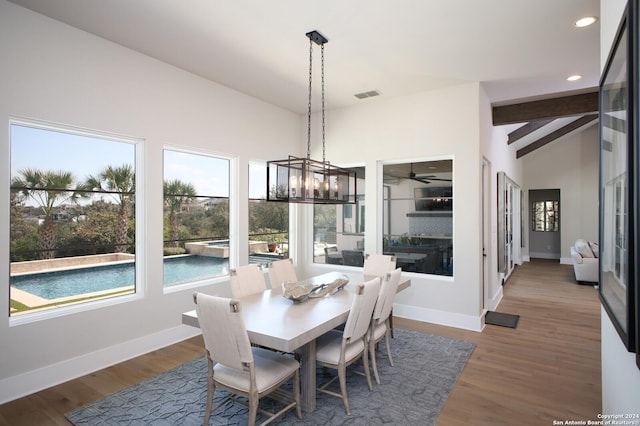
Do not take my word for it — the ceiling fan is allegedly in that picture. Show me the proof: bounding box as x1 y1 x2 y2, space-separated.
408 163 452 184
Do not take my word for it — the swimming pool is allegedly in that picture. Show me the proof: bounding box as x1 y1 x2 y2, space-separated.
163 255 229 286
11 255 230 300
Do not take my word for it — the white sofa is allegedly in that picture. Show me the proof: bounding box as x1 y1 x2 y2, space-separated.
570 239 598 284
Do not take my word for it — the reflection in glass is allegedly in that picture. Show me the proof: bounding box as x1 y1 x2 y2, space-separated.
248 162 289 266
382 160 453 276
313 167 365 265
599 17 630 344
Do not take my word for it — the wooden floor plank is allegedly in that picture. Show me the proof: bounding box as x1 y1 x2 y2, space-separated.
415 259 601 426
0 259 601 425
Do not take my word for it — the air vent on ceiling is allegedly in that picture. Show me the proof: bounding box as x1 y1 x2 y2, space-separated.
354 90 382 99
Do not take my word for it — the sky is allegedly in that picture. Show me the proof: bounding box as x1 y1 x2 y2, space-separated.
10 124 135 183
10 123 268 202
163 149 229 197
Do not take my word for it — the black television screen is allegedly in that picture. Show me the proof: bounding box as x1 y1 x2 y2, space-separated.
414 187 452 211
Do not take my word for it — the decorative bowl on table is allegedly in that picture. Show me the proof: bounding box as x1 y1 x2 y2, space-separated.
281 275 350 302
327 274 349 293
282 281 320 302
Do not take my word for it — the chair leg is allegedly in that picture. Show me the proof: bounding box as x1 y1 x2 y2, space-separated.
362 345 374 391
385 328 394 367
370 338 381 385
248 392 259 426
338 364 350 415
204 359 214 426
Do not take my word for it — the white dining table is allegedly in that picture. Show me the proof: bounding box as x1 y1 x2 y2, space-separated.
182 271 410 412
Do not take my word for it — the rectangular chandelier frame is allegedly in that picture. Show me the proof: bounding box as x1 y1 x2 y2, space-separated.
267 156 356 204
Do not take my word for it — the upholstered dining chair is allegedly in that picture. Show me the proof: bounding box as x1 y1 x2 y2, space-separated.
315 276 381 415
364 253 398 337
363 253 397 279
267 258 298 290
194 293 301 426
230 264 267 299
369 267 402 384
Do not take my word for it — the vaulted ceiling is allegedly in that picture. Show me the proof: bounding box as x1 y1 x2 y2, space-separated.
493 89 599 158
8 0 601 156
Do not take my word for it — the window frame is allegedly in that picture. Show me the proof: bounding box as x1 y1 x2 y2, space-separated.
598 4 637 353
381 156 453 277
531 200 559 232
248 160 290 268
8 117 144 326
162 147 232 292
312 165 364 266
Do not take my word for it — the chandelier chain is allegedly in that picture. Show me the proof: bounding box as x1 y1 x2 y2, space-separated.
307 37 313 160
321 43 326 164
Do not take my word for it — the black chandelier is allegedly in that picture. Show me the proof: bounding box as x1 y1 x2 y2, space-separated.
266 30 356 204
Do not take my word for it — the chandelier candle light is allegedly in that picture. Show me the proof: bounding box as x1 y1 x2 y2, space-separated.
267 30 356 204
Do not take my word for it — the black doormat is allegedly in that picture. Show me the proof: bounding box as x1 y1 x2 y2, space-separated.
485 311 520 328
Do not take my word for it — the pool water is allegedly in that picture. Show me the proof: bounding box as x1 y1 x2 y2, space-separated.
11 256 229 300
163 256 229 286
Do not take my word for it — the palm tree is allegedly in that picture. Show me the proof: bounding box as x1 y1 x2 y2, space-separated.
83 164 135 253
164 179 196 248
11 168 78 259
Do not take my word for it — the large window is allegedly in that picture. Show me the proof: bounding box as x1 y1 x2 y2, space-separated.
10 121 138 316
383 159 453 276
163 149 230 286
248 162 288 268
313 167 364 266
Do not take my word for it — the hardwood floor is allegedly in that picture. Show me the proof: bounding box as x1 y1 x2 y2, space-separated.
0 259 601 425
417 258 601 426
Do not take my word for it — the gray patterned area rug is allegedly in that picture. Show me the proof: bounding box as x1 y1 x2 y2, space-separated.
66 328 474 426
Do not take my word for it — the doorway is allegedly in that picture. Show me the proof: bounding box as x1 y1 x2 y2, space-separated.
482 158 491 309
497 172 521 283
528 189 561 259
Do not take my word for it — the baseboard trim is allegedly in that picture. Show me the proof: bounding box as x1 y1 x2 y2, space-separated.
393 303 483 332
529 252 560 259
0 325 201 405
486 286 503 312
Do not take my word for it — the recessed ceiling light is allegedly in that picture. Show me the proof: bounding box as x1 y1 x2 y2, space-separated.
567 75 582 82
575 16 598 28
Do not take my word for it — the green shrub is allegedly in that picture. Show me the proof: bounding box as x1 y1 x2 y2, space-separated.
163 247 186 256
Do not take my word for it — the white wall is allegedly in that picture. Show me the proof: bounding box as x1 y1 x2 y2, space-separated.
521 124 599 264
601 306 640 413
600 0 640 414
478 86 523 310
0 1 301 403
301 82 490 331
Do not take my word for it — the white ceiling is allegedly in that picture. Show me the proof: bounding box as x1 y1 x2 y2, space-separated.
8 0 600 115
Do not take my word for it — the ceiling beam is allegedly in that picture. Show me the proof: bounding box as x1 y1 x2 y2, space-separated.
493 90 599 125
516 114 598 158
507 119 554 144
